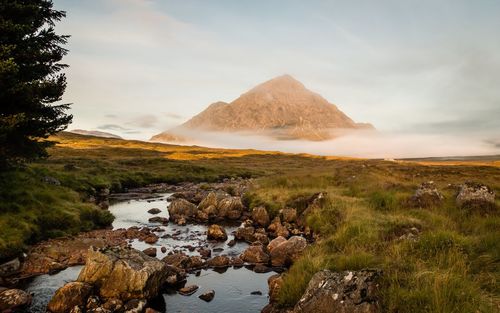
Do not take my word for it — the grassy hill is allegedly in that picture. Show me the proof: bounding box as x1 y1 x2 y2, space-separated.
0 132 499 312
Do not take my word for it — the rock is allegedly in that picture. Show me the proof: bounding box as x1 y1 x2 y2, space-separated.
42 176 61 185
268 274 284 303
161 247 167 253
271 236 307 267
185 256 205 270
199 290 215 302
252 206 270 227
240 244 269 264
253 264 270 273
198 192 218 212
102 298 123 311
293 269 382 313
145 308 160 313
207 224 228 241
456 182 496 211
162 253 190 269
231 257 244 267
148 215 169 224
177 216 187 226
408 181 444 208
227 239 236 247
0 289 32 311
251 290 263 295
147 208 161 214
47 282 93 313
77 247 170 301
123 299 146 313
198 247 212 258
218 197 244 219
281 208 297 223
254 231 270 245
267 236 287 253
207 255 231 268
144 234 159 244
235 226 256 242
268 218 290 238
142 247 157 257
0 258 20 277
179 285 199 296
169 198 198 223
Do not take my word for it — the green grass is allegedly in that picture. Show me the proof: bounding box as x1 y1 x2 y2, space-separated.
1 132 499 312
243 166 500 312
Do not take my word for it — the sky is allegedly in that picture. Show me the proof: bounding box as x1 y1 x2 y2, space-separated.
53 0 500 156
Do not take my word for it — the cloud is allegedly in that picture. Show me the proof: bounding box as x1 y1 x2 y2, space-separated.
127 114 158 128
97 124 130 131
164 112 183 120
165 129 500 159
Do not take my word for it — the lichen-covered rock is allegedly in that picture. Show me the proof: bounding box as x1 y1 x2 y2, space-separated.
267 236 287 253
198 192 218 212
293 269 382 313
199 290 215 302
240 244 269 264
268 274 284 303
207 255 231 268
235 226 256 243
456 182 496 211
168 198 198 223
0 289 32 312
408 181 444 208
47 282 93 313
207 224 228 241
77 247 170 301
270 236 307 267
252 206 270 227
218 197 244 219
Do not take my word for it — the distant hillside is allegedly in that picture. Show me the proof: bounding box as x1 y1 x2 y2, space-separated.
151 75 374 142
70 129 122 139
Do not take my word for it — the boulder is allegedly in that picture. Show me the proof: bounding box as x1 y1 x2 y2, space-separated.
47 282 93 313
77 247 170 301
268 274 284 303
252 206 270 227
198 247 211 258
281 208 297 223
162 253 190 269
179 285 199 296
293 269 382 313
235 226 256 243
207 255 231 268
218 197 244 219
148 216 169 225
240 244 269 264
185 256 205 270
0 258 20 277
456 182 496 211
199 290 215 302
207 224 228 241
147 208 161 214
142 247 157 257
198 192 218 212
168 199 198 223
268 218 290 239
0 289 32 312
408 181 444 208
270 236 307 267
267 236 287 253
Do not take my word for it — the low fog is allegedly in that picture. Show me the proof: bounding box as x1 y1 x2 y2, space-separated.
157 129 500 159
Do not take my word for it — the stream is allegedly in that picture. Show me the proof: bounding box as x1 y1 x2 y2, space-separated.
24 193 275 313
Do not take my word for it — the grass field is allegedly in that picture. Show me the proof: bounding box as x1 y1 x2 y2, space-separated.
0 132 499 312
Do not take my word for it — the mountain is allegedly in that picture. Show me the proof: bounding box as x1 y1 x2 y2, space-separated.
151 75 374 142
70 129 123 139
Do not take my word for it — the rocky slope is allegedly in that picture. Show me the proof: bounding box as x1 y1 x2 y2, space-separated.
151 75 374 142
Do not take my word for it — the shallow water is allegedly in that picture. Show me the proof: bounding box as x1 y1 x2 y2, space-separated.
24 193 273 313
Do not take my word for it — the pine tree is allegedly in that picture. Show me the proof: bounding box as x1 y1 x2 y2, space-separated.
0 0 71 168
